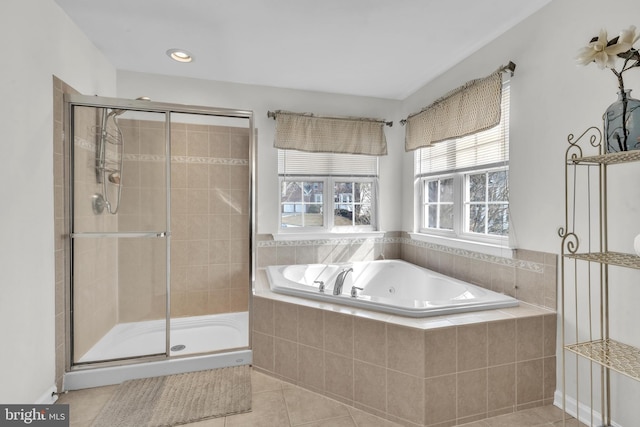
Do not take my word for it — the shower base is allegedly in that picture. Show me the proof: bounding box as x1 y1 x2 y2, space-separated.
63 311 251 390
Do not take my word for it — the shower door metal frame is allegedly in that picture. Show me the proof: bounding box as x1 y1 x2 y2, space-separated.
64 93 255 371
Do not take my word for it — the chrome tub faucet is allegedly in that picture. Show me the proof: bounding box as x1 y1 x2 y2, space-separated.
333 267 353 295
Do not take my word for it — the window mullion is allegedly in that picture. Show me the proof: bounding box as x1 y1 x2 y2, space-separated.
326 177 332 230
454 174 463 236
484 172 490 235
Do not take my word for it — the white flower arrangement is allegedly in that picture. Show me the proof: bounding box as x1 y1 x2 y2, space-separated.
576 26 640 91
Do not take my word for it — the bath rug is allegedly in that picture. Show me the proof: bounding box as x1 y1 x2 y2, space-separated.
91 365 252 427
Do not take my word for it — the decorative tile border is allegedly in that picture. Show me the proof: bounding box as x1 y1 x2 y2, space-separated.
257 234 544 273
256 236 401 248
75 137 248 165
170 155 248 166
401 237 545 273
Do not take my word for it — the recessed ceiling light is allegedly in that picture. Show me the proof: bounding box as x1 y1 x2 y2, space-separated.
166 49 194 63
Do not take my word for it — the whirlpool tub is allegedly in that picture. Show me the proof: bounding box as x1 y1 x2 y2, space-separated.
265 259 518 317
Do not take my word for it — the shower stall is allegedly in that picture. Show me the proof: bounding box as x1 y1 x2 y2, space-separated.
62 94 254 389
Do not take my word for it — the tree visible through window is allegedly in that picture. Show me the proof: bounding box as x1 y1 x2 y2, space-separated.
466 169 509 236
334 182 373 226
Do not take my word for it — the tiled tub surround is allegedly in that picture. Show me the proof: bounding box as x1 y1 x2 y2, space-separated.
400 236 558 311
256 232 402 268
252 271 557 427
257 233 557 311
254 235 557 426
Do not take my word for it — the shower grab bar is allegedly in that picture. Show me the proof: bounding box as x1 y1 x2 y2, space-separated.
71 231 169 238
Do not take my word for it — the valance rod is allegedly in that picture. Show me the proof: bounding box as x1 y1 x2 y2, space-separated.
400 61 516 126
268 110 393 127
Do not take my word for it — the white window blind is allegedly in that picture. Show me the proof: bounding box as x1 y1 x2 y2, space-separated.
278 150 378 177
415 83 510 177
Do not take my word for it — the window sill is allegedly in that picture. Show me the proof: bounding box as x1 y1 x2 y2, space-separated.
273 231 386 242
409 232 514 259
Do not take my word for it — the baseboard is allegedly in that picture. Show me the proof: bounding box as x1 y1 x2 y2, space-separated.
554 390 622 427
35 385 58 405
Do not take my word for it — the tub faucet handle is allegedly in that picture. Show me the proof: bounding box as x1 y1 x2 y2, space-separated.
350 286 364 298
314 280 325 293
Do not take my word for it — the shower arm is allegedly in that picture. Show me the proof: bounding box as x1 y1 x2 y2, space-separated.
96 108 124 215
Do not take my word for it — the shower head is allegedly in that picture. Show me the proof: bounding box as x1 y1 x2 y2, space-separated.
108 108 126 117
107 97 150 117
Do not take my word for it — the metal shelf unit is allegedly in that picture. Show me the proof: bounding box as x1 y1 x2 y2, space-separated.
565 339 640 382
559 126 640 426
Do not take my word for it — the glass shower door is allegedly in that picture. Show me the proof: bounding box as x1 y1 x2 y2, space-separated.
69 103 170 364
167 113 251 357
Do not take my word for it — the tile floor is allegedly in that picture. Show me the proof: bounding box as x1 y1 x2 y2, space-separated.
56 369 585 427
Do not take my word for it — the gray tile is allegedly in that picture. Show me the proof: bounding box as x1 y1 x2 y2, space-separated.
55 367 569 427
348 407 402 427
484 409 548 427
225 389 290 427
282 385 350 425
295 416 357 427
56 385 117 426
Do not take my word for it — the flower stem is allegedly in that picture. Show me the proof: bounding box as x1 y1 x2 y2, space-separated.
612 69 625 93
611 69 629 150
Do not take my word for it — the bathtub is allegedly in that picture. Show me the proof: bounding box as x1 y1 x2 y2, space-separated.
266 260 518 317
63 312 251 390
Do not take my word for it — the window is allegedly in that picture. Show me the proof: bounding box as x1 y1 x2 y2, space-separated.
278 150 378 232
280 180 324 227
423 176 454 230
466 169 509 236
415 82 510 243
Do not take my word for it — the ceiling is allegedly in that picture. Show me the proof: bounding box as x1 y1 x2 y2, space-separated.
54 0 552 100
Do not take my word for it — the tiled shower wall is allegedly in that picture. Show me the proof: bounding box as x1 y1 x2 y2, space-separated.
166 121 250 318
69 106 121 358
115 119 251 321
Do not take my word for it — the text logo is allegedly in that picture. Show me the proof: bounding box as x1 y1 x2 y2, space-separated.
0 405 69 426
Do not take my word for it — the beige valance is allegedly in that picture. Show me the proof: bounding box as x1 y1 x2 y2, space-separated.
272 110 388 156
404 68 505 152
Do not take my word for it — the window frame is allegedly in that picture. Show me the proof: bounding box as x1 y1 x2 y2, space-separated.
278 175 378 234
417 165 509 246
463 167 509 238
